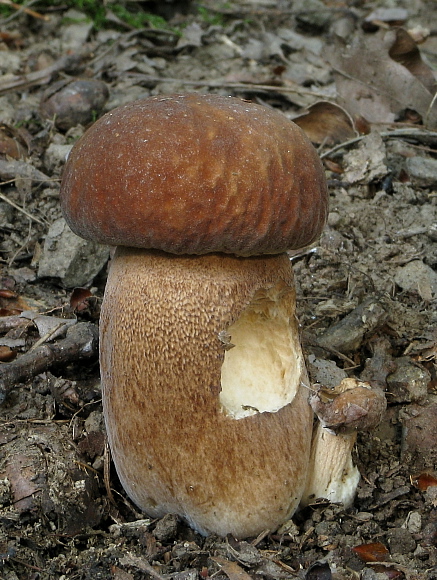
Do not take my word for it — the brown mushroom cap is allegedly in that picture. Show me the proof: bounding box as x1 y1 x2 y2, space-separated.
60 93 328 256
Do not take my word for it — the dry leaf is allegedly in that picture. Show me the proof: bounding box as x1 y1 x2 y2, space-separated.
389 28 437 94
0 345 16 362
343 132 388 184
328 29 437 128
0 289 32 314
306 561 332 579
0 289 17 299
20 311 76 340
0 125 29 159
411 472 437 491
70 287 93 311
212 556 253 580
310 378 387 433
323 158 343 174
352 541 390 562
293 101 358 145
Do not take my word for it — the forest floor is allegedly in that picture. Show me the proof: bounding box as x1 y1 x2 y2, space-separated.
0 0 436 579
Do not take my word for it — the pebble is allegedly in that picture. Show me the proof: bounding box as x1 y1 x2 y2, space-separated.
37 217 109 288
386 357 430 403
307 354 347 388
405 156 437 188
394 260 437 300
40 79 109 131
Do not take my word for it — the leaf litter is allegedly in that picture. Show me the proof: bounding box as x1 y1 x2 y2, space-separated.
0 0 436 578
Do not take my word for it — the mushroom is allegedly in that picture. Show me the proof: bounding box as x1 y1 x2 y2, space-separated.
302 378 387 508
60 93 330 538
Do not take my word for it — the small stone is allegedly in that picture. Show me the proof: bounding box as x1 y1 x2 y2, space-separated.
402 511 422 533
153 513 179 541
405 156 437 188
386 357 430 403
427 223 437 242
365 8 408 26
38 217 109 288
307 355 347 388
401 403 437 470
355 512 373 521
60 9 93 51
386 527 416 555
394 260 437 300
44 143 73 172
294 0 334 30
40 79 109 131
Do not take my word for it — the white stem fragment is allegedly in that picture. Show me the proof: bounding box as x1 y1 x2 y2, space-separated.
302 423 360 507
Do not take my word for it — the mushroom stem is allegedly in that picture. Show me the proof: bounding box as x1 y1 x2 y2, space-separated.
100 247 313 538
301 424 360 508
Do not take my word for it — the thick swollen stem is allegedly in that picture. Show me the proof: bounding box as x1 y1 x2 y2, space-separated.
100 248 313 538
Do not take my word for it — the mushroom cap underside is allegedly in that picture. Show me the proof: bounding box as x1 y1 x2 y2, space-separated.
60 93 328 255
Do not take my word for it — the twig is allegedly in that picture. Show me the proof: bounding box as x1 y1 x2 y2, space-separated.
0 322 99 404
104 440 116 505
119 553 165 579
0 191 46 226
27 322 67 352
320 128 437 159
0 0 49 21
0 52 86 95
316 295 389 354
424 89 437 127
121 72 325 100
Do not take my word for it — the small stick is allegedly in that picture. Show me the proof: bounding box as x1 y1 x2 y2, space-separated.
121 72 324 100
0 192 46 226
0 322 98 404
0 52 86 96
321 128 437 159
0 0 50 21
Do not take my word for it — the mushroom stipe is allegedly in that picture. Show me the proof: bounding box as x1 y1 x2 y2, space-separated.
101 249 312 538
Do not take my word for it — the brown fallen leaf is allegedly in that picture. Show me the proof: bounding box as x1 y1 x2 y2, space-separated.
293 101 358 145
0 289 33 314
310 378 387 434
369 564 404 579
352 541 390 563
389 28 436 94
70 287 93 310
328 28 437 128
0 125 29 159
0 345 16 362
411 472 437 491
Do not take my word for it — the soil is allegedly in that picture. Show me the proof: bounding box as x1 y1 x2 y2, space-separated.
0 1 437 579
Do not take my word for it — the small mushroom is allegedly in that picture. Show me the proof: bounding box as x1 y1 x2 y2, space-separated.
60 93 329 538
302 378 387 507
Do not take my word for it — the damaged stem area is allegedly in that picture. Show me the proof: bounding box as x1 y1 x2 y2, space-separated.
220 283 303 419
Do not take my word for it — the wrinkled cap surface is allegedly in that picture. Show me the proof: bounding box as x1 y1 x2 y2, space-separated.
60 93 328 255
